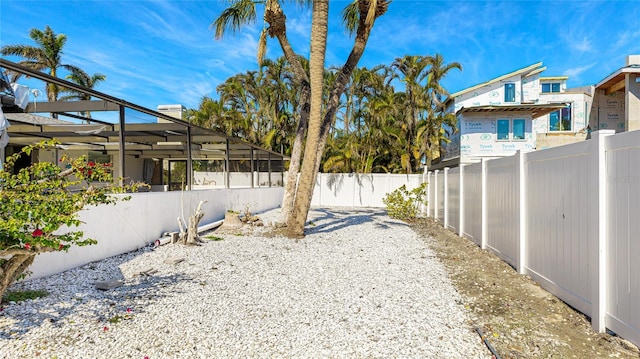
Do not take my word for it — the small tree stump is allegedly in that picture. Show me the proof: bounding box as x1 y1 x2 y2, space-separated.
177 201 206 245
222 211 243 228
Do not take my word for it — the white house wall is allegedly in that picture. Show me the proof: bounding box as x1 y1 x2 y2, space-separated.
522 75 541 103
453 73 538 111
459 112 534 164
535 92 591 134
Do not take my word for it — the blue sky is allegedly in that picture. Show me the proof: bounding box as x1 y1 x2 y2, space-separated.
1 0 640 120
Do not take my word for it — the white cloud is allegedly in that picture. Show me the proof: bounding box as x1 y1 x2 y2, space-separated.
563 63 597 80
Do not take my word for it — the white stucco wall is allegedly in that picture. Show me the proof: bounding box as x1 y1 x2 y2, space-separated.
27 187 283 279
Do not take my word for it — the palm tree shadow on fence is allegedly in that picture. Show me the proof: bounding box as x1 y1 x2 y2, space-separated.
325 173 375 207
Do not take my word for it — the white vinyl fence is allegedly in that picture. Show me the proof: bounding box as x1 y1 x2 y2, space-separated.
425 130 640 348
310 173 423 208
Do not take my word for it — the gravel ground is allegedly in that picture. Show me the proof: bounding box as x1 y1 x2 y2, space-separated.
0 208 490 359
412 217 640 359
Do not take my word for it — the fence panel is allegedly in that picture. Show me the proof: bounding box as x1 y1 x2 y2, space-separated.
486 155 520 268
462 162 483 245
426 172 432 217
524 140 595 316
436 171 445 222
447 167 461 233
605 131 640 346
311 173 423 208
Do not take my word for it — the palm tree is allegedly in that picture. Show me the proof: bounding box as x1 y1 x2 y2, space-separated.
58 68 106 120
1 26 82 103
424 53 461 112
287 0 329 236
313 0 390 177
212 1 312 220
419 54 462 167
390 55 432 173
287 0 390 236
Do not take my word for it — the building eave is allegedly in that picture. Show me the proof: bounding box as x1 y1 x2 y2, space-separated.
456 103 569 119
449 62 544 99
595 65 640 95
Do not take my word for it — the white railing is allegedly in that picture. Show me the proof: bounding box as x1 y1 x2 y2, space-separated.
425 130 640 348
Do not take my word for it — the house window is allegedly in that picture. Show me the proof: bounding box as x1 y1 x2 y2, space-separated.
504 83 516 102
513 119 526 140
542 82 561 93
549 105 572 131
497 119 510 140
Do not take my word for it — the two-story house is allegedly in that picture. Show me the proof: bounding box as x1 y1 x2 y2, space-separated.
438 62 592 167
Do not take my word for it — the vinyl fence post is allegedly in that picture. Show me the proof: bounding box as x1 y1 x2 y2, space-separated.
481 158 488 250
425 171 431 217
518 150 527 274
459 164 465 237
434 170 439 221
444 167 449 229
591 130 614 333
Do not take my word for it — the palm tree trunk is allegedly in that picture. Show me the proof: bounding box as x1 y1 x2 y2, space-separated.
280 84 309 218
269 10 312 220
312 0 383 187
286 0 329 237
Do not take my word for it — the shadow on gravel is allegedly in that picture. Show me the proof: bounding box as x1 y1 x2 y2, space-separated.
0 252 190 339
306 207 407 234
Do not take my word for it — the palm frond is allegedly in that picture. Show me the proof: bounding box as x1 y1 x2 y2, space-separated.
211 0 258 39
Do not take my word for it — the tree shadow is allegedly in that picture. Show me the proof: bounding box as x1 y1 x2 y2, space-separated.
0 248 191 339
306 207 409 235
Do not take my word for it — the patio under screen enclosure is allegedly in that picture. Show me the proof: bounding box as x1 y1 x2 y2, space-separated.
0 59 285 190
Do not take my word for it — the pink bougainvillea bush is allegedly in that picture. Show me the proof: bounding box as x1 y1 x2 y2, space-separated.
0 140 139 300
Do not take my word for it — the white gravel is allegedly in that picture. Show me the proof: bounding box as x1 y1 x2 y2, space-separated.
0 208 490 358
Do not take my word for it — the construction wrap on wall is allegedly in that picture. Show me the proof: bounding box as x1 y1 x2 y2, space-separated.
593 90 625 132
459 113 535 162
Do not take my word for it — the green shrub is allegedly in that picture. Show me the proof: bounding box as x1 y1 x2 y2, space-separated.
2 289 48 303
382 183 428 220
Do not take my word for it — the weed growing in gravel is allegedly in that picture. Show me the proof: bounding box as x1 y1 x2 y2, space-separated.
2 289 48 303
206 235 224 241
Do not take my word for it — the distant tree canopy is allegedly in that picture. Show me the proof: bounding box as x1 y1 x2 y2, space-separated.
187 53 461 174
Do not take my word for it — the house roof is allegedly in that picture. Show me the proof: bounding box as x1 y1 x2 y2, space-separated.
0 58 285 162
5 114 279 161
456 103 569 119
595 64 640 95
539 76 569 81
5 112 72 125
449 62 545 99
